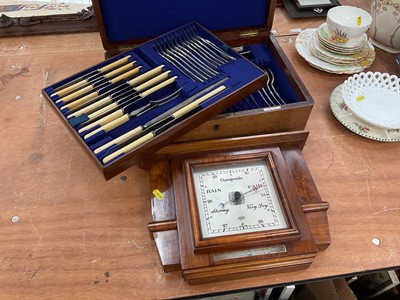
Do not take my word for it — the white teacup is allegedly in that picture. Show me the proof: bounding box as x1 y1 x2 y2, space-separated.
327 6 372 43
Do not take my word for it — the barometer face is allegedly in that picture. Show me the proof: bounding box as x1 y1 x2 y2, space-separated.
191 159 288 239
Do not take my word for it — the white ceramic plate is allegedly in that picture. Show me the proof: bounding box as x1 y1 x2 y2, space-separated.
342 72 400 129
296 28 367 74
330 84 400 142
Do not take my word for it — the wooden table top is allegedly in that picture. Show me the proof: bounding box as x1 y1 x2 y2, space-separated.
1 1 400 299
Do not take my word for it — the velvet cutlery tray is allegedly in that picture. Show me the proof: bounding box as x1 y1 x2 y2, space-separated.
42 22 267 179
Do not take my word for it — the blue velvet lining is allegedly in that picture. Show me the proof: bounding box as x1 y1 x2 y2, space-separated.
44 21 302 167
97 0 269 43
224 43 300 110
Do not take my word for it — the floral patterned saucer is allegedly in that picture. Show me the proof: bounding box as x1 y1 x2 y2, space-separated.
296 28 367 74
310 31 375 67
318 23 368 50
318 36 366 54
330 84 400 142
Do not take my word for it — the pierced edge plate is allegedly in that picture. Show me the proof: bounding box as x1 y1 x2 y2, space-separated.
296 28 366 74
342 72 400 129
330 85 400 142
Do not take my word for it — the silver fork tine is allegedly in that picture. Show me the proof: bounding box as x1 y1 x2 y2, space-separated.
257 89 273 107
183 28 227 66
163 37 206 81
178 31 220 69
189 26 235 62
265 67 286 105
170 34 217 79
156 38 203 82
164 36 206 81
181 29 223 68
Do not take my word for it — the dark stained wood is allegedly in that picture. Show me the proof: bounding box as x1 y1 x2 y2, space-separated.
173 154 317 284
159 131 309 157
179 150 305 252
177 104 312 142
152 230 181 272
282 148 331 250
147 136 331 273
2 0 400 298
302 203 331 250
147 220 177 236
147 135 330 284
148 159 176 223
183 255 316 285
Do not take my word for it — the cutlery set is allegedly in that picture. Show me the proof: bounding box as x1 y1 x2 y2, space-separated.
155 26 236 82
43 23 286 166
44 23 267 166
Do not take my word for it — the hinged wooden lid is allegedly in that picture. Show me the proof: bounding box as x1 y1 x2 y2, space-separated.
92 0 276 53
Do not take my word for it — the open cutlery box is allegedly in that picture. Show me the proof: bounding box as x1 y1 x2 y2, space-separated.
42 0 315 180
41 0 330 282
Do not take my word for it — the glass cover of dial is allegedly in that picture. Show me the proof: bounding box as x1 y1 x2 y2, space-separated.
191 159 288 238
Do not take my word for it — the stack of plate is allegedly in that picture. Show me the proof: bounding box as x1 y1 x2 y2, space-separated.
296 23 376 74
330 72 400 142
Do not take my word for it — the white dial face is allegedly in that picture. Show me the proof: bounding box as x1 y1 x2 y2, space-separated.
191 159 288 239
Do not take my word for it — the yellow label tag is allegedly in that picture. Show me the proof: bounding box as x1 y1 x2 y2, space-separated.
356 95 365 102
153 189 164 200
357 16 362 26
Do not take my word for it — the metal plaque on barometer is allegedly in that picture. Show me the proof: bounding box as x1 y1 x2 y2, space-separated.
147 132 331 284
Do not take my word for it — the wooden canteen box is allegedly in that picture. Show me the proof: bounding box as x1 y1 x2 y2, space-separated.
42 0 314 179
90 0 314 144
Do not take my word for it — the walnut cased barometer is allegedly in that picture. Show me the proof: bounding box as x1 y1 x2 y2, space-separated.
147 132 331 284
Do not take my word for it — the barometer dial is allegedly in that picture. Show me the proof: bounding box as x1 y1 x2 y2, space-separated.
191 159 288 239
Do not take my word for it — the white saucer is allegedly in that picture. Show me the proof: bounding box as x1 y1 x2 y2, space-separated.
330 85 400 142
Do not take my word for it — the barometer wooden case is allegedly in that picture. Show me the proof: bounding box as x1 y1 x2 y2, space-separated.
147 131 330 284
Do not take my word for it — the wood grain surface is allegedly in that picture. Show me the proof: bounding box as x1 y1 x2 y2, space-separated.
1 1 400 299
